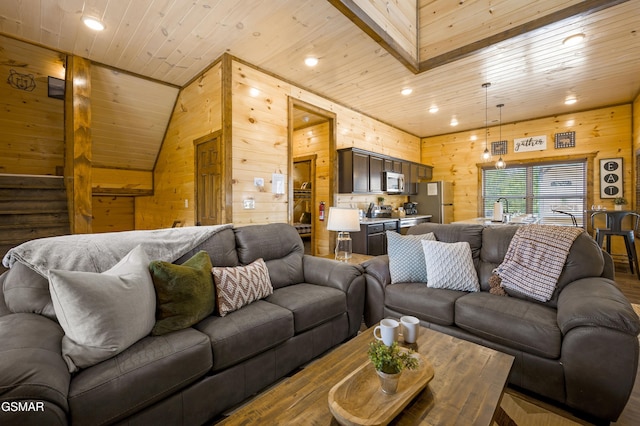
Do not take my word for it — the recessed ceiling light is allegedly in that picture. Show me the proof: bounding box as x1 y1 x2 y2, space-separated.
470 135 477 141
429 106 439 113
450 118 459 126
562 33 585 46
401 88 413 96
564 97 577 105
304 57 318 67
249 87 260 97
83 16 105 31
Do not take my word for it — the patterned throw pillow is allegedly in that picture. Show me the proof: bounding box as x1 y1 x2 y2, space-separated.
212 258 273 316
421 240 480 292
387 231 436 284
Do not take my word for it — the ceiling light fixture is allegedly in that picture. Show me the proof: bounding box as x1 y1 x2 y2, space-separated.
429 106 439 113
83 16 105 31
564 97 577 105
562 33 585 46
481 82 492 162
401 88 413 96
450 117 458 126
495 103 506 170
304 57 318 67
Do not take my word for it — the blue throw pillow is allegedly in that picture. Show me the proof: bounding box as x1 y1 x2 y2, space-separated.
386 231 436 284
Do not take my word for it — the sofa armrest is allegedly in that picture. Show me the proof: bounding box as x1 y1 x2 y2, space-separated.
302 256 365 337
601 249 615 280
557 277 640 336
0 313 70 425
362 255 390 327
557 277 640 421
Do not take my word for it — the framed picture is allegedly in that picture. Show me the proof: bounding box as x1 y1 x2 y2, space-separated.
555 131 575 149
599 158 623 198
491 140 507 156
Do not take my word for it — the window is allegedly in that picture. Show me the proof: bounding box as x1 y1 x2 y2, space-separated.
483 160 586 226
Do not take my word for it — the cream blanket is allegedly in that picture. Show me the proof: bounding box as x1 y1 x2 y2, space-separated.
2 224 233 278
495 224 583 302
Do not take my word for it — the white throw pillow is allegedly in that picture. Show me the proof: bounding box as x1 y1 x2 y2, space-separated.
421 240 480 292
387 231 436 284
49 245 156 373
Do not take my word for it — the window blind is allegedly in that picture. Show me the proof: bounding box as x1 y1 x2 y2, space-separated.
483 160 586 226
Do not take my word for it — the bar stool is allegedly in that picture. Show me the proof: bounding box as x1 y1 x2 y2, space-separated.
591 211 640 278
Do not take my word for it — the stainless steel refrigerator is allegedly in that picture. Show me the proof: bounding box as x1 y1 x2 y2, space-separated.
411 181 454 223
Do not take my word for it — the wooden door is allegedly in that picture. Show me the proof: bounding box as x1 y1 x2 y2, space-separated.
195 133 222 226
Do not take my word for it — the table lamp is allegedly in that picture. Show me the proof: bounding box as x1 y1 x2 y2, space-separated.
326 207 361 261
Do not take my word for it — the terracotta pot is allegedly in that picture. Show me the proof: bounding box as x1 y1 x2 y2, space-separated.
377 370 401 394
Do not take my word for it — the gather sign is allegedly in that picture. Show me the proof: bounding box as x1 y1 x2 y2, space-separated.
514 135 547 153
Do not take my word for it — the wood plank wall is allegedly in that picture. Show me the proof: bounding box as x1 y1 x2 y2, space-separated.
0 36 65 175
421 105 633 222
135 62 223 229
92 196 135 233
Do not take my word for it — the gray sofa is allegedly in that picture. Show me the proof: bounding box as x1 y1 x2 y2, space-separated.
0 223 365 425
363 223 640 423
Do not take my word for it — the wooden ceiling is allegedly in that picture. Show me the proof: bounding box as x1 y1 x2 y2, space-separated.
0 0 639 139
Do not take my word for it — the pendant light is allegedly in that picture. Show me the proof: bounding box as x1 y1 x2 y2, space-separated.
495 103 506 169
481 83 492 161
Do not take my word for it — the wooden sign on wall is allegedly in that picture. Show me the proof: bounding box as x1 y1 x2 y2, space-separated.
600 157 623 198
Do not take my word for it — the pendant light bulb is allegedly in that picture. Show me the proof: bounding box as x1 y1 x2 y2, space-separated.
481 83 492 162
495 104 506 169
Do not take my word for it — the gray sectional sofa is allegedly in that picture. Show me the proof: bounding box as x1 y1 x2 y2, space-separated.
0 223 365 425
362 222 640 423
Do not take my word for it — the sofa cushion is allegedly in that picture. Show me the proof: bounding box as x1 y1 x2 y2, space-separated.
386 231 436 284
455 292 562 359
234 223 304 289
174 227 239 267
68 328 211 426
212 258 273 316
195 300 294 371
48 245 156 373
0 313 70 412
2 261 56 320
408 223 484 261
422 240 480 292
149 251 215 335
266 283 346 333
384 283 467 326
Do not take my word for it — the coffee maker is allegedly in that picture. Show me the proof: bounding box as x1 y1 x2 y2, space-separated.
403 202 418 215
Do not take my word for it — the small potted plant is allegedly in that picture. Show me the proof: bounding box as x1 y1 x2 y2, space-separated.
614 197 628 210
377 196 385 206
367 340 419 394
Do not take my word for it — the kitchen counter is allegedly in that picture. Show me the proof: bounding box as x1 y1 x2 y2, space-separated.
360 215 432 224
453 215 540 226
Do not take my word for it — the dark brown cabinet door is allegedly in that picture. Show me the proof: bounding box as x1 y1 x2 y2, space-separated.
369 156 384 193
352 151 369 193
368 232 386 256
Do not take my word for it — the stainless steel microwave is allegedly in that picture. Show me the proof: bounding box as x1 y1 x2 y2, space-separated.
383 171 405 193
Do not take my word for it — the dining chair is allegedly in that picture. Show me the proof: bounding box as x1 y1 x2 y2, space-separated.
551 208 578 227
590 210 640 278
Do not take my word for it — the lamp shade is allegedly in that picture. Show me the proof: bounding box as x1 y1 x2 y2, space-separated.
326 207 361 232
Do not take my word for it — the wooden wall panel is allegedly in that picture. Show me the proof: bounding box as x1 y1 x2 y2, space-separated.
421 105 633 222
135 63 222 229
0 36 65 175
92 196 135 233
92 167 153 195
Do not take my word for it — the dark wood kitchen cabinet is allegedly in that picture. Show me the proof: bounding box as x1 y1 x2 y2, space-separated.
369 155 384 193
352 220 399 255
338 148 432 194
338 149 369 193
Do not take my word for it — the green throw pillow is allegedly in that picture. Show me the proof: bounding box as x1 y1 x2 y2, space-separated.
149 251 215 336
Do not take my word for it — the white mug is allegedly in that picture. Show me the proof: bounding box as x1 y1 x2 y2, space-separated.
400 315 420 344
373 318 400 346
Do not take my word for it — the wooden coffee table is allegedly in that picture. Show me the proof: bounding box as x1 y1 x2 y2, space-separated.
218 325 514 425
